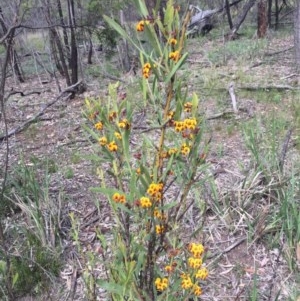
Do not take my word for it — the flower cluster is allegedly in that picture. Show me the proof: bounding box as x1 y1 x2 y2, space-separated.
142 62 151 79
118 118 130 130
139 196 152 208
107 141 118 152
174 118 197 132
188 243 204 258
181 143 190 156
184 102 192 112
188 257 202 269
99 136 107 146
147 182 163 201
94 121 103 130
136 20 149 32
155 224 165 234
168 38 177 45
181 273 193 289
169 50 180 62
112 192 126 204
154 277 168 291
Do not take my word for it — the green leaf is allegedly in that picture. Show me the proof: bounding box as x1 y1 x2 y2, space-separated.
96 280 124 295
132 0 148 17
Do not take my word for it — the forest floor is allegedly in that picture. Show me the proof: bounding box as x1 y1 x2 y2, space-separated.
1 26 300 300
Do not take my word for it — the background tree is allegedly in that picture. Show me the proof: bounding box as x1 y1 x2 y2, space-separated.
257 0 268 37
294 0 300 71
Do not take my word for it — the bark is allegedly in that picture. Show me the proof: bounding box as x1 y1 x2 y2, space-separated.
44 0 71 85
87 37 93 64
228 0 257 40
275 0 279 29
257 0 268 38
67 0 78 85
0 6 24 82
294 0 300 71
57 0 70 61
225 0 233 29
268 0 272 26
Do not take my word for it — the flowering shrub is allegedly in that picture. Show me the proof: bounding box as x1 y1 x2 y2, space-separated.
83 0 210 299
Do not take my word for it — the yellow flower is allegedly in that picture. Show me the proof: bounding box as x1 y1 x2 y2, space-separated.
181 143 190 156
174 120 185 132
167 110 175 119
168 38 177 45
184 102 192 112
112 192 121 202
168 148 178 156
154 208 162 218
147 183 163 201
188 243 205 258
140 196 152 208
107 141 118 152
114 132 122 140
99 136 107 146
112 192 126 204
118 119 130 129
94 121 103 130
181 274 193 289
136 20 149 32
155 277 168 291
184 118 197 130
164 265 174 273
188 257 202 269
155 225 165 234
109 111 117 121
169 50 180 62
195 267 209 280
136 168 141 175
142 62 151 79
192 284 202 296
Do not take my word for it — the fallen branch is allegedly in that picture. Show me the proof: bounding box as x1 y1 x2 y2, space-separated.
239 84 298 91
264 46 293 57
228 81 238 113
0 80 82 141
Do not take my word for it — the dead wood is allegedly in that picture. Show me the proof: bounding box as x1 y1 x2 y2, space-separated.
228 81 238 113
0 80 82 142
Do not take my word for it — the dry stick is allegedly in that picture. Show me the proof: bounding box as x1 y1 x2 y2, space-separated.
228 81 238 113
0 80 82 141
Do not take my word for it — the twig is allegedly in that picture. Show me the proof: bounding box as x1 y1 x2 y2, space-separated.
207 237 246 260
0 80 82 141
264 46 293 57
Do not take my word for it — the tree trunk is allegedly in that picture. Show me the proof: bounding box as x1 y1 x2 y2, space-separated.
294 0 300 71
67 0 78 85
274 0 279 29
268 0 272 27
0 7 24 82
227 0 257 40
57 0 70 62
225 0 233 29
87 37 93 64
257 0 268 38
